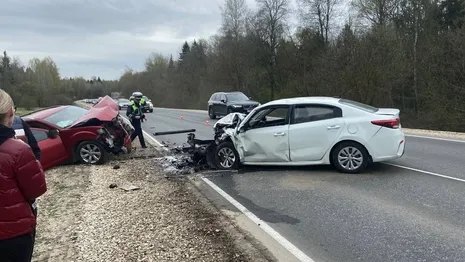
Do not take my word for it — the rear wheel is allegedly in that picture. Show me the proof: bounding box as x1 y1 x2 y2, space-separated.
331 142 369 174
215 141 240 170
76 141 106 165
208 107 216 119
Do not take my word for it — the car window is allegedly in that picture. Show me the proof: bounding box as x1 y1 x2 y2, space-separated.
338 98 378 113
119 99 130 103
44 106 88 128
221 94 227 101
226 93 248 101
293 105 339 124
248 107 289 129
31 129 49 142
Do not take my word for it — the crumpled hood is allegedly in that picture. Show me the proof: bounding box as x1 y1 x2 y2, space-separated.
213 112 246 129
71 96 119 126
0 123 15 146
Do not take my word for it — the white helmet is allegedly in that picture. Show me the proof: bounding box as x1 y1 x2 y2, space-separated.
132 91 143 98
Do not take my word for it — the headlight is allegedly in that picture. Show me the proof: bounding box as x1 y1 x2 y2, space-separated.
232 105 242 108
97 128 105 134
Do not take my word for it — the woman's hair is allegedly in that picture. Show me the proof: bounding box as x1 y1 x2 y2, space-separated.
0 89 14 123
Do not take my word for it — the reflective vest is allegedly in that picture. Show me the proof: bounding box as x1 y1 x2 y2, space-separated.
130 98 145 116
12 116 28 143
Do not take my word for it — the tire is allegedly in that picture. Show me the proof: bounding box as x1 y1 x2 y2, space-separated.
215 141 240 170
149 109 153 113
76 141 107 165
331 141 369 174
208 107 216 119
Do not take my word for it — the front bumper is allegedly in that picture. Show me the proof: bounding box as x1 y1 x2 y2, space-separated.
229 105 257 114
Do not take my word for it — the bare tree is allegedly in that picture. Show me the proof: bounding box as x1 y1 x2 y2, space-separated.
220 0 249 38
298 0 341 42
256 0 290 99
351 0 401 26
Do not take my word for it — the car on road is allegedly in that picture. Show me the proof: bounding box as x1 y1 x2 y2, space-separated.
118 98 131 110
142 96 154 113
208 91 260 119
213 96 405 173
18 96 134 170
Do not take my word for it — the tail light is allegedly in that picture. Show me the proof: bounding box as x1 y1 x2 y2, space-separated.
371 118 400 129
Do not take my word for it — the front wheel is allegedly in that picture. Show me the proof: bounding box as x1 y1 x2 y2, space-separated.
76 141 106 165
208 107 216 119
331 142 369 174
215 141 240 170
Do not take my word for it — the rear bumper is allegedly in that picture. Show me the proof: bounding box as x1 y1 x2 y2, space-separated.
368 129 405 162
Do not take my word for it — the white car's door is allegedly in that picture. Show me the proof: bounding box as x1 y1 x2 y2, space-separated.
288 104 345 162
235 105 291 163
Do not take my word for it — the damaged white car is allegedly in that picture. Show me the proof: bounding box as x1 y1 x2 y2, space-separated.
212 96 405 173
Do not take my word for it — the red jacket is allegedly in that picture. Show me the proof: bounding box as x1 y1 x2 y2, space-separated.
0 124 47 240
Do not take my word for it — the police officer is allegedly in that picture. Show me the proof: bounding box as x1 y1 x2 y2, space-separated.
126 92 147 148
12 114 41 260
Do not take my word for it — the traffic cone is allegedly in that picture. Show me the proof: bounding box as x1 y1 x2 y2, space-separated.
180 115 184 120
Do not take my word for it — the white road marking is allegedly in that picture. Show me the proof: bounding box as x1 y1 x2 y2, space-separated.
405 134 465 143
144 131 315 262
384 163 465 183
201 177 315 262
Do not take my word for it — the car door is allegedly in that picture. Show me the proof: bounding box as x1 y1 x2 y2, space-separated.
219 94 228 115
31 128 68 170
288 104 345 162
211 94 220 115
235 105 291 163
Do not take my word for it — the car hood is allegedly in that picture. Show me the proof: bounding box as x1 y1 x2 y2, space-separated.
72 96 119 126
227 100 259 106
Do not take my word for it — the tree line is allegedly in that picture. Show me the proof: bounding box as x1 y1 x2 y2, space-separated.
2 0 465 131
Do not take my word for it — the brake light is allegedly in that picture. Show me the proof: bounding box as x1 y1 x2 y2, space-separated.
371 118 400 129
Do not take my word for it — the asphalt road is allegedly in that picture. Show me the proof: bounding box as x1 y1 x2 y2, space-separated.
136 108 465 262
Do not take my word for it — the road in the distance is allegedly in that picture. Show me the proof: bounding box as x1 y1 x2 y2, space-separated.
135 108 465 262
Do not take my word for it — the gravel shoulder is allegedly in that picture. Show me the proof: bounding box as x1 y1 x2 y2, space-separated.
403 128 465 141
32 145 272 261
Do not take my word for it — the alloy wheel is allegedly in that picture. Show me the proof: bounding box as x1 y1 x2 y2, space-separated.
337 146 363 171
80 143 102 164
218 147 236 168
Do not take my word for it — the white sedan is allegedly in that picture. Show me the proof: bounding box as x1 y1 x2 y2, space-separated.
214 96 405 173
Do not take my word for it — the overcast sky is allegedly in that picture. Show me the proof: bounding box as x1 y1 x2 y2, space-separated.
1 0 304 80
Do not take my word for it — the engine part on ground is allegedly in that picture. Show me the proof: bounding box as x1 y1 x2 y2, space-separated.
153 129 196 136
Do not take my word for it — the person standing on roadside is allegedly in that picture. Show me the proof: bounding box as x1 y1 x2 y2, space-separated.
0 89 47 262
126 91 147 148
12 114 42 259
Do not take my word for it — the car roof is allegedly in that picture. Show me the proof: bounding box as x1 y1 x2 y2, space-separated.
264 96 341 106
213 91 245 95
23 105 68 119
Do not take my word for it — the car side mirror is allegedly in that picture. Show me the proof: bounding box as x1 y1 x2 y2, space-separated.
238 124 247 133
248 96 252 100
221 99 226 103
47 129 59 138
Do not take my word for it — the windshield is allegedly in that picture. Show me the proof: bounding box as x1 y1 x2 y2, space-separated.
119 99 130 103
226 93 249 101
339 98 379 113
44 106 88 128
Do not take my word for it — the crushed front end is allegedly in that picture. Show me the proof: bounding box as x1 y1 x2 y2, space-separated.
97 115 134 154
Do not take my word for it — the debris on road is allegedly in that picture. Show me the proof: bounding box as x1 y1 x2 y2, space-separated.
153 112 246 175
33 158 268 262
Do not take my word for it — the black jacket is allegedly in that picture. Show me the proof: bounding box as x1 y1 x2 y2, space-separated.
12 116 41 160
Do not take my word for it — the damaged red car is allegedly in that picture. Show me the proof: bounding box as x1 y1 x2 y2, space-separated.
18 96 134 170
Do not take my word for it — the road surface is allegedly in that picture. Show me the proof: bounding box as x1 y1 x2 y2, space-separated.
135 107 465 262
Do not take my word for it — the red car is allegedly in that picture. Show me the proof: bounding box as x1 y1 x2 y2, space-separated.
18 96 134 170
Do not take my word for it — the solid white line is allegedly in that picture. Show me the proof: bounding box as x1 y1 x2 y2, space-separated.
384 163 465 183
143 131 314 262
405 134 465 143
201 177 315 262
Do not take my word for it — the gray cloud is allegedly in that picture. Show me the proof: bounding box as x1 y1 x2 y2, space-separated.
0 0 225 79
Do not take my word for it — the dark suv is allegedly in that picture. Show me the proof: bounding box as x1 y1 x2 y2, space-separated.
207 91 260 119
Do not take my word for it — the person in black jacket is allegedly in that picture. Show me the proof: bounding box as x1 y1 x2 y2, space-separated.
12 115 41 160
126 92 147 148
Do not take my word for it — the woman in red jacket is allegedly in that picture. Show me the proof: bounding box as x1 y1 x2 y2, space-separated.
0 89 47 261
